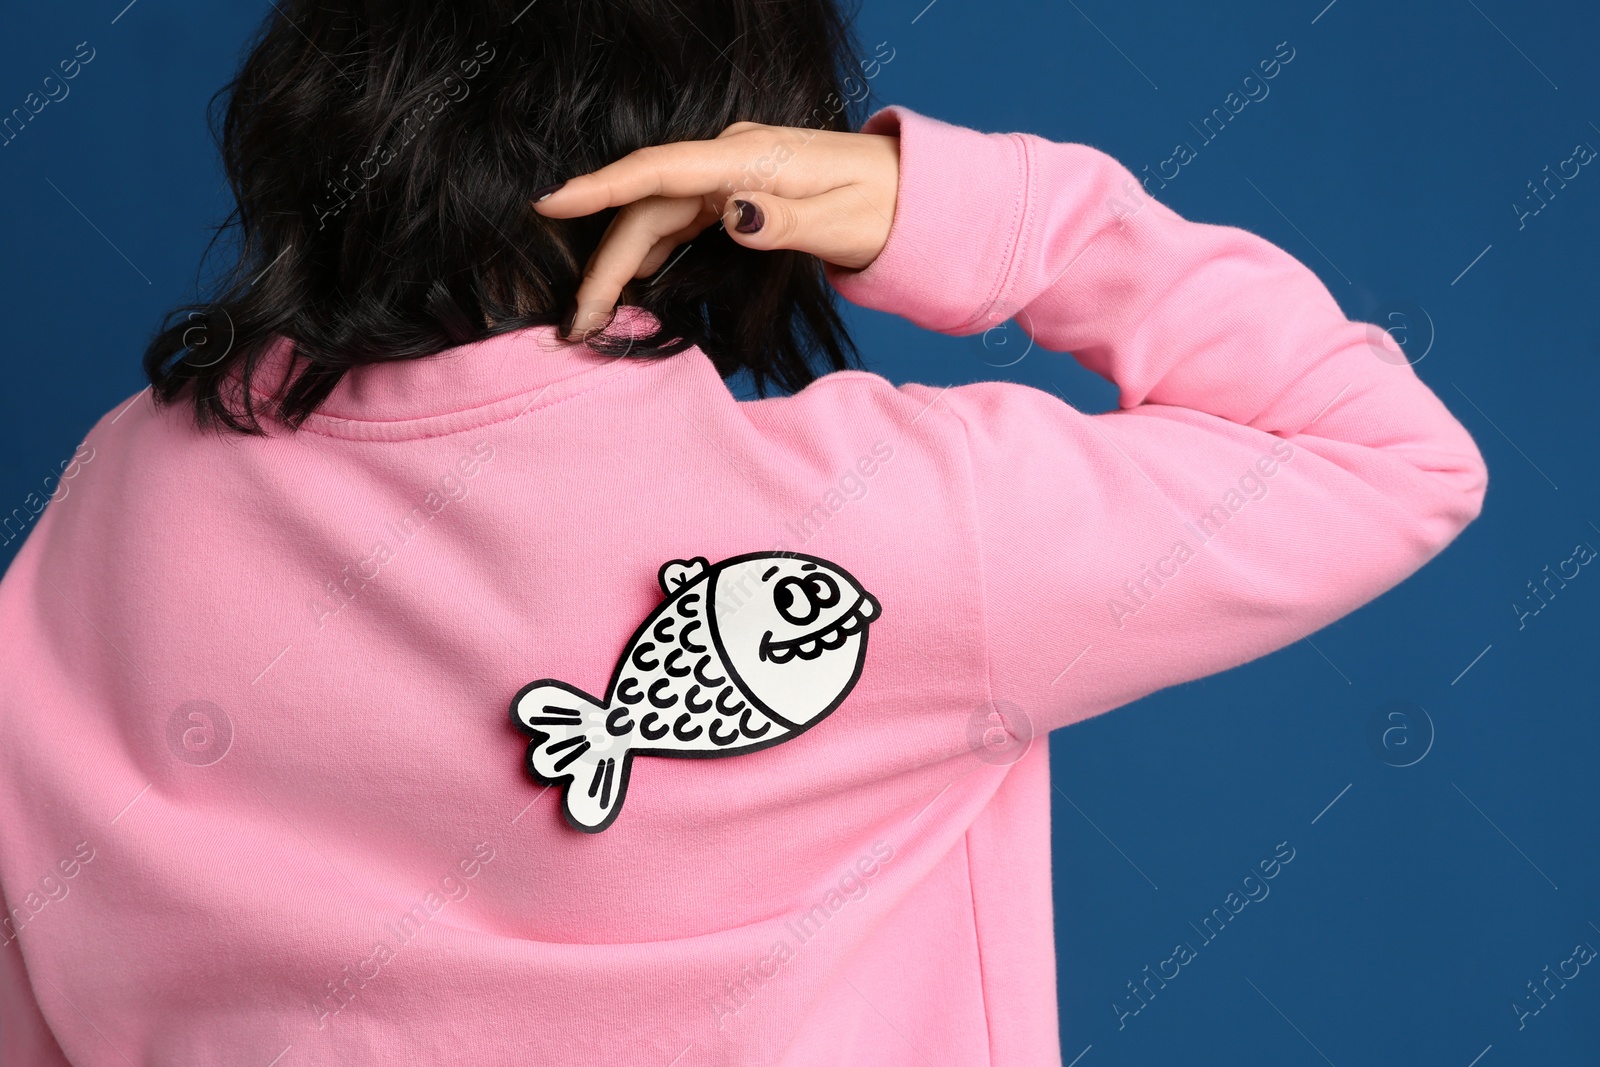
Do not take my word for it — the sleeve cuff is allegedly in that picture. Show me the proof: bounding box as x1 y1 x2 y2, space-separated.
825 106 1032 336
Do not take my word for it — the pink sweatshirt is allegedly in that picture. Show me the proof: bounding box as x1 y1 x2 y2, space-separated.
0 108 1485 1065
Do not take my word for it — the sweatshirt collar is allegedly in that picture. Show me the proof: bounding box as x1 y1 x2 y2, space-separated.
258 307 661 436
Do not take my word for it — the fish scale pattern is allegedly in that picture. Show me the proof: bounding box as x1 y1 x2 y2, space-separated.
603 578 785 750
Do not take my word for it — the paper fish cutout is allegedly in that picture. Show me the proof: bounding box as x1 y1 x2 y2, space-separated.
512 552 880 832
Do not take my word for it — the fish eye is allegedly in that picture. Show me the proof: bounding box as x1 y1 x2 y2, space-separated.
806 573 839 609
773 576 820 625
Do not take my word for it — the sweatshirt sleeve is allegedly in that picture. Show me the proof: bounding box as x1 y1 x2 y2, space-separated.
829 107 1488 731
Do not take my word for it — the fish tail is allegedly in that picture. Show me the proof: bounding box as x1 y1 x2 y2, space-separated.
510 680 633 833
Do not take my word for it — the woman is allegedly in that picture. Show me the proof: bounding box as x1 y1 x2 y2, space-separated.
0 0 1485 1063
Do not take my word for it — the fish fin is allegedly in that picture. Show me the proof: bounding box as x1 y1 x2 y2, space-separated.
510 680 633 833
658 557 710 595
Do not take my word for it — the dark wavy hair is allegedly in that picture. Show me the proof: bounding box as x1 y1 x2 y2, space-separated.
144 0 866 433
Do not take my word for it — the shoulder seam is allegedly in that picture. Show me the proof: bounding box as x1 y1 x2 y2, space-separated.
941 395 1000 744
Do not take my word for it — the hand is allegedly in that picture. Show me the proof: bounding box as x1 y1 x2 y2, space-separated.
533 122 900 337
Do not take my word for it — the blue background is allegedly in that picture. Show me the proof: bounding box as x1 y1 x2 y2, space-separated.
2 1 1597 1063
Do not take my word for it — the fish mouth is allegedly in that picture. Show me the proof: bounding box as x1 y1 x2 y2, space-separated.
759 594 878 664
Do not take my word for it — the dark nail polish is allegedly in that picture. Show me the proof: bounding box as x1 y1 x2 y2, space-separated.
532 180 567 203
733 199 764 234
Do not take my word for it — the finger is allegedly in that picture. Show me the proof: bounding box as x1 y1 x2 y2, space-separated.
716 120 769 139
637 215 712 278
568 197 706 336
636 235 680 280
536 129 839 219
720 187 891 270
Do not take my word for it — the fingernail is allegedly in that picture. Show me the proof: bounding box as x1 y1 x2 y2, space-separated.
567 307 604 339
733 199 763 234
533 180 567 203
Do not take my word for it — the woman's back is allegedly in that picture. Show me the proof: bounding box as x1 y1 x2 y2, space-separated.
0 5 1485 1063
